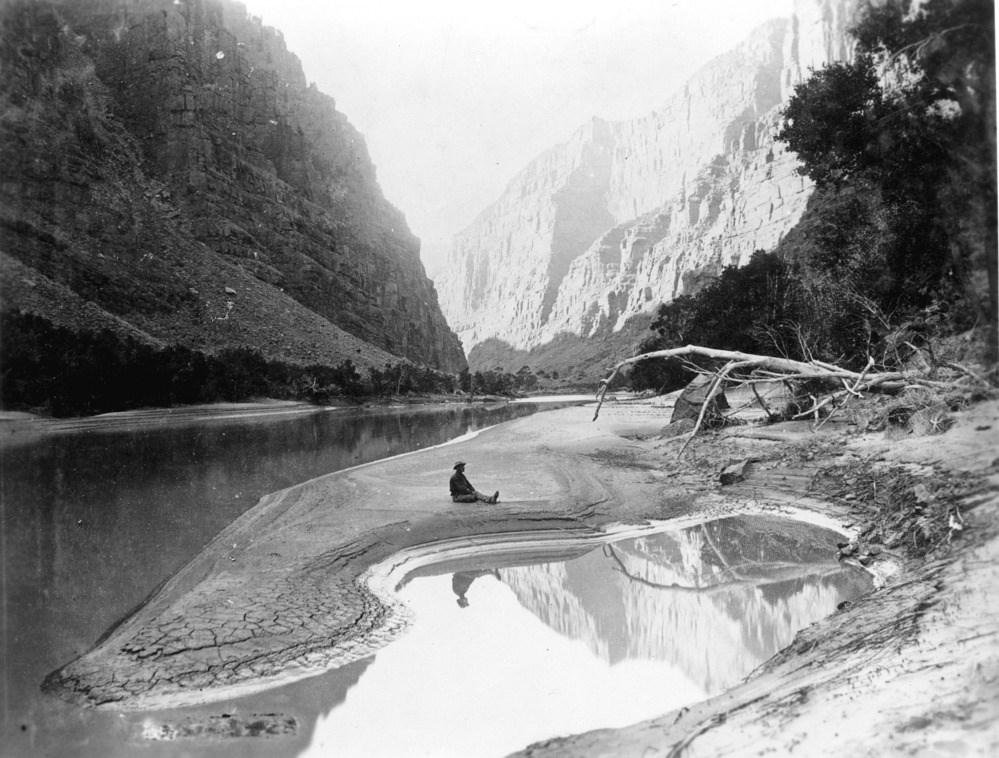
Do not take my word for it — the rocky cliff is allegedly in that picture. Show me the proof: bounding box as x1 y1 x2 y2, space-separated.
0 0 466 373
437 0 857 374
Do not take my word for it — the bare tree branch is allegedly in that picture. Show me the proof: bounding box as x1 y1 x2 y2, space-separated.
815 356 875 430
593 345 979 454
678 360 754 455
594 345 916 421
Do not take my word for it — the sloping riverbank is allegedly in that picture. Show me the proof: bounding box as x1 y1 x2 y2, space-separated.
43 396 999 754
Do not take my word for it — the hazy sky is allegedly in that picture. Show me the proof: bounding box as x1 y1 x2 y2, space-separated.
238 0 793 272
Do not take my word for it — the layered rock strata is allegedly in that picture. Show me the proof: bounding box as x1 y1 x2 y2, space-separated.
437 0 857 367
0 0 465 372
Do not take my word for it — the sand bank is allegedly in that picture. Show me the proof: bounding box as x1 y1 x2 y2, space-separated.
45 396 999 755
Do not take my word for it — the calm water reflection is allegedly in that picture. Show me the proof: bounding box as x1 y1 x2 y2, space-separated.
305 516 871 757
0 401 574 757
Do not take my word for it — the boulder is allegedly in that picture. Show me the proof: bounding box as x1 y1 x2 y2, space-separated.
719 458 753 485
657 418 696 439
671 374 729 424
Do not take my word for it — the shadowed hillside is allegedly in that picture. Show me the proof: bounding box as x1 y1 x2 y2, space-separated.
0 0 466 399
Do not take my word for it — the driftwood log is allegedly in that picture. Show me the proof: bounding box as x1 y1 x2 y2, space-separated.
593 345 979 455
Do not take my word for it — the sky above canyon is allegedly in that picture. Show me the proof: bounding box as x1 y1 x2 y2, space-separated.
238 0 793 273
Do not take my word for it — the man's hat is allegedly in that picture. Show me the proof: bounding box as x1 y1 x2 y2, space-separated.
453 461 466 469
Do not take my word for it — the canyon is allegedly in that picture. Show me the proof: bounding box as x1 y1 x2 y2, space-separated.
0 0 465 374
436 0 858 376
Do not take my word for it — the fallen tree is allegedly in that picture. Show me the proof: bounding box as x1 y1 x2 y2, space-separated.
593 345 990 454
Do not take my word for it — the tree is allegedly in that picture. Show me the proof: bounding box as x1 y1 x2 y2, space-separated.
630 252 818 392
515 365 538 391
777 58 886 187
777 0 996 330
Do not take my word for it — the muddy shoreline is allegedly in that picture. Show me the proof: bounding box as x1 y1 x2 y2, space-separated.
43 396 999 755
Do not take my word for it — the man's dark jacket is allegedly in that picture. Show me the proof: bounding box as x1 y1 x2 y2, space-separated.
449 470 475 497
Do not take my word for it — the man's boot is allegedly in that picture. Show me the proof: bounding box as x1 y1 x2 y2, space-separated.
491 491 499 504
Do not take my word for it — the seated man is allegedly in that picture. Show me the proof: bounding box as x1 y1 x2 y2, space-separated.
449 461 499 504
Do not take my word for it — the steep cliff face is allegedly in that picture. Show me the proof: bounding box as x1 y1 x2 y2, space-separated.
437 0 857 371
0 0 465 372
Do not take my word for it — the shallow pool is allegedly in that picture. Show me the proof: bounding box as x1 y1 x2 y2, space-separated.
19 512 870 757
296 514 871 757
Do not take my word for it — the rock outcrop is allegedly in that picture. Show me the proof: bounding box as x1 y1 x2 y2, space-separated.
0 0 465 373
437 0 857 372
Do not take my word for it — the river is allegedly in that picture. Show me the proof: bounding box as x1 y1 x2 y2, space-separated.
0 400 583 755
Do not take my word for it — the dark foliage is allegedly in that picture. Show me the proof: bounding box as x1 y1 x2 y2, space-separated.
367 362 457 396
0 311 459 417
466 365 544 396
778 0 996 328
776 58 886 186
630 252 810 392
458 367 472 393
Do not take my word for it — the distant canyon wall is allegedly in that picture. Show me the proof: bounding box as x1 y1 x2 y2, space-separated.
437 0 857 363
1 0 465 372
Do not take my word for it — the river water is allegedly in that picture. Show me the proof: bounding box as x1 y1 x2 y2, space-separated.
0 400 580 756
0 400 871 757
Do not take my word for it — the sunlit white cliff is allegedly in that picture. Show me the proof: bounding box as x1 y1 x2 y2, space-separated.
436 0 858 357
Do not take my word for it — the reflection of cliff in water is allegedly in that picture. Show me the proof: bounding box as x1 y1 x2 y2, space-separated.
500 516 871 694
